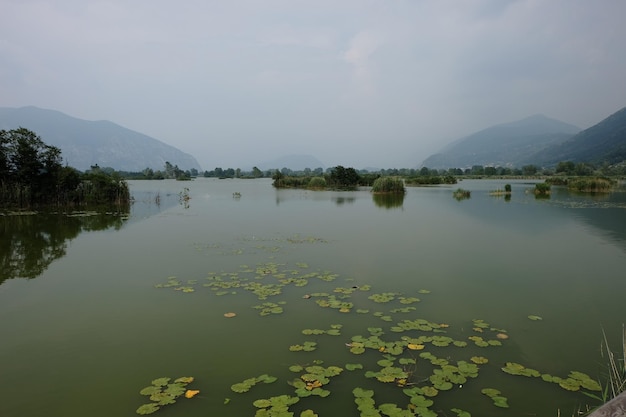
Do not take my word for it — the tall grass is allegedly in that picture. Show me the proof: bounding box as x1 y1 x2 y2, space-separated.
601 325 626 399
371 177 406 194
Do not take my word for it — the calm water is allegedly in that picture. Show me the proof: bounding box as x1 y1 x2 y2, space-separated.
1 178 625 417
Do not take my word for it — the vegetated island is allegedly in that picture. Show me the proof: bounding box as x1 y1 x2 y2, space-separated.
1 128 130 211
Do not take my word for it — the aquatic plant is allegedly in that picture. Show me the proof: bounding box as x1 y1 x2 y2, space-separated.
371 177 406 194
453 188 471 201
136 376 197 414
534 182 551 195
567 177 616 193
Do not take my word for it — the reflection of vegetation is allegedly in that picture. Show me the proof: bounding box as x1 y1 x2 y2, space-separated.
371 177 405 194
0 212 128 285
453 188 471 201
372 193 405 209
178 187 190 208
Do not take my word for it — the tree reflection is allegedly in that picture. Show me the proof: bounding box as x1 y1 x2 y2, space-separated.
0 211 128 284
372 193 405 209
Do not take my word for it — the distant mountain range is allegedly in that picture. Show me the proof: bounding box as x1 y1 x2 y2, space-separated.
528 106 626 166
421 114 581 169
421 106 626 169
0 106 201 172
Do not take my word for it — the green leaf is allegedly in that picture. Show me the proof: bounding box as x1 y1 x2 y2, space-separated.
151 377 171 387
139 386 161 396
136 403 160 415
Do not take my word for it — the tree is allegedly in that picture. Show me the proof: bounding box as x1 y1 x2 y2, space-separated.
252 166 263 178
328 165 360 189
484 166 497 176
522 165 538 176
0 128 129 208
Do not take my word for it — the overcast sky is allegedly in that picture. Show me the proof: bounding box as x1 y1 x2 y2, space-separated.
1 0 625 170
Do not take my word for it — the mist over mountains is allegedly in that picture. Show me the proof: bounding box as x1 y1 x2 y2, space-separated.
420 106 626 170
0 106 201 172
2 105 625 173
421 114 581 169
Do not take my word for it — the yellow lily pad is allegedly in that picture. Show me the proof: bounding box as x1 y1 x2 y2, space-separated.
185 389 200 398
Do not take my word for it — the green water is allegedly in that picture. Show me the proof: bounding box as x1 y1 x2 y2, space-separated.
1 178 625 417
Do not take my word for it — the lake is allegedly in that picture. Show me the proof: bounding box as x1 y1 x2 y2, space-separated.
1 178 625 417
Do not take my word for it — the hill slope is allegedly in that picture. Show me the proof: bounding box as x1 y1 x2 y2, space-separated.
528 106 626 166
421 114 580 169
0 106 201 172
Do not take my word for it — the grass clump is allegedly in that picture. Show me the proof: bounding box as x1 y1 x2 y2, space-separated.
371 177 406 194
567 177 616 193
307 177 327 190
534 182 551 196
453 188 471 200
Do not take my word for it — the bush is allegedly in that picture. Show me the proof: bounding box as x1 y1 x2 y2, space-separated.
534 182 551 195
371 177 406 194
308 177 327 189
567 177 615 193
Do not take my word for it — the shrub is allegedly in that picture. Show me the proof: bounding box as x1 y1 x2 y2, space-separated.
453 188 471 200
567 177 615 193
534 182 551 195
371 177 406 194
308 177 327 189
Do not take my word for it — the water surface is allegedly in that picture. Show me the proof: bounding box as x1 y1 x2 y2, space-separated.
1 178 625 417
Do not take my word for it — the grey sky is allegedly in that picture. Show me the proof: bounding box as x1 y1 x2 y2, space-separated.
2 0 625 170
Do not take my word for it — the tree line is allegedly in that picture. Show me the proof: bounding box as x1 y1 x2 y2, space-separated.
0 128 130 209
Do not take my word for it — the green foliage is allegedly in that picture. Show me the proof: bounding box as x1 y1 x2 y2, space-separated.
453 188 471 201
0 128 130 209
405 175 456 185
327 165 360 189
371 177 405 194
534 182 551 195
567 177 616 193
308 177 327 189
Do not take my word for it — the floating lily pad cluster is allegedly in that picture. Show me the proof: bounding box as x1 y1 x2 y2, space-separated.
136 376 197 415
288 364 343 398
481 388 509 408
302 324 342 336
230 374 277 393
149 238 604 416
502 363 602 392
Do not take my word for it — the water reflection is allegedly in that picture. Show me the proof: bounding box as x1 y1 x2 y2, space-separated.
372 193 405 209
0 212 128 284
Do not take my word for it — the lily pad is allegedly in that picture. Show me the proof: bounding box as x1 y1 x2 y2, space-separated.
346 363 363 371
136 403 160 415
139 386 161 396
151 377 171 387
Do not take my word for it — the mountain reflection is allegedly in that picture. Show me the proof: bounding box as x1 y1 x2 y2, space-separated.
0 212 128 284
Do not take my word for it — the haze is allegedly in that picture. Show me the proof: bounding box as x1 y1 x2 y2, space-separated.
2 0 625 170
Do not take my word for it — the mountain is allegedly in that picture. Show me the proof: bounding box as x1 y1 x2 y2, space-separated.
257 154 326 171
527 106 626 166
421 114 581 169
0 106 201 172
